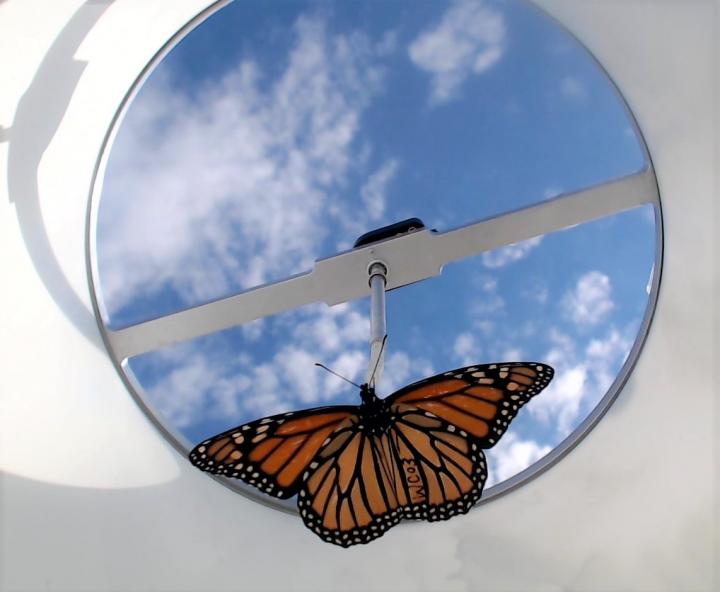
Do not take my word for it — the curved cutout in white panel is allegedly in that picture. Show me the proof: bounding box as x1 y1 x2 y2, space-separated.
87 0 662 513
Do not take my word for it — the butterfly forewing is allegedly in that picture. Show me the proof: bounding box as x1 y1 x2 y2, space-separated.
388 362 553 448
189 406 357 498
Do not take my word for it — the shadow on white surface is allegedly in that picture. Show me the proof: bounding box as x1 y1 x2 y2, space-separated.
6 0 114 351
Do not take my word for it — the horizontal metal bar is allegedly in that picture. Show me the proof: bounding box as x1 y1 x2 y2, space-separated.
107 169 656 360
427 168 656 268
109 272 321 360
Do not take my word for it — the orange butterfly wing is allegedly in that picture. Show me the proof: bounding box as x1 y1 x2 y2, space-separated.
385 404 486 521
387 362 554 447
297 405 487 546
189 406 357 498
190 362 553 546
297 416 400 546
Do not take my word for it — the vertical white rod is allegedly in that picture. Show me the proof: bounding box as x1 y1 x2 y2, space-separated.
367 262 387 386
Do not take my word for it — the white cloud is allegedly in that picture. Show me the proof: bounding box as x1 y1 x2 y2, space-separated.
546 327 577 361
243 364 292 417
478 275 497 292
378 350 411 394
255 303 371 405
501 347 523 361
585 328 633 394
562 271 614 326
377 350 434 396
143 295 437 431
278 346 321 404
482 236 543 269
560 76 588 101
292 303 368 354
323 350 367 397
408 0 506 105
486 432 551 486
527 326 633 436
531 364 587 436
240 318 264 342
146 347 252 429
360 159 399 221
453 332 481 366
475 320 495 336
523 278 549 305
142 301 372 428
469 274 505 319
99 16 390 316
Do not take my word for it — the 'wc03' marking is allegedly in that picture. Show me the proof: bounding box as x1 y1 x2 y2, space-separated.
401 458 427 503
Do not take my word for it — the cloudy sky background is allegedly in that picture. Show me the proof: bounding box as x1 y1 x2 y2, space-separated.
96 0 656 488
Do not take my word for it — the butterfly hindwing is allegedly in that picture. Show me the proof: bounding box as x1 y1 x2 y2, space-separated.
297 417 402 547
387 362 553 448
385 404 487 521
189 406 357 498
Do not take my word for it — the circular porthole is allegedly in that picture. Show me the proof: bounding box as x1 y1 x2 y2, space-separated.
88 0 662 512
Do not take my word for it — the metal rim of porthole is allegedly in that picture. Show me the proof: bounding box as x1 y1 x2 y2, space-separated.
85 0 664 515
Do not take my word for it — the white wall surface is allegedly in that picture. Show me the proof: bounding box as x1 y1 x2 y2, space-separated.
0 1 717 591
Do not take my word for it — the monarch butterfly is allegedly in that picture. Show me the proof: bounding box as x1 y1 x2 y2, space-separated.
189 362 553 547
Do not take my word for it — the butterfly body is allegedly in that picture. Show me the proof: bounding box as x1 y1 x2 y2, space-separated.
189 362 553 546
356 384 393 435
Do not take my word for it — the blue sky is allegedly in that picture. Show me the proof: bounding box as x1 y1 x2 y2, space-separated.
96 0 656 487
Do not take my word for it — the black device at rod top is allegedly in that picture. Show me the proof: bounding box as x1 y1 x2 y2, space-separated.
353 218 427 249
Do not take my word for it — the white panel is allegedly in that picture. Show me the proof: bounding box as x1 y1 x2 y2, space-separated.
0 1 716 591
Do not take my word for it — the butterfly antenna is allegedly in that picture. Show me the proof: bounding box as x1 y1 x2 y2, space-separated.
315 363 362 389
368 334 388 388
